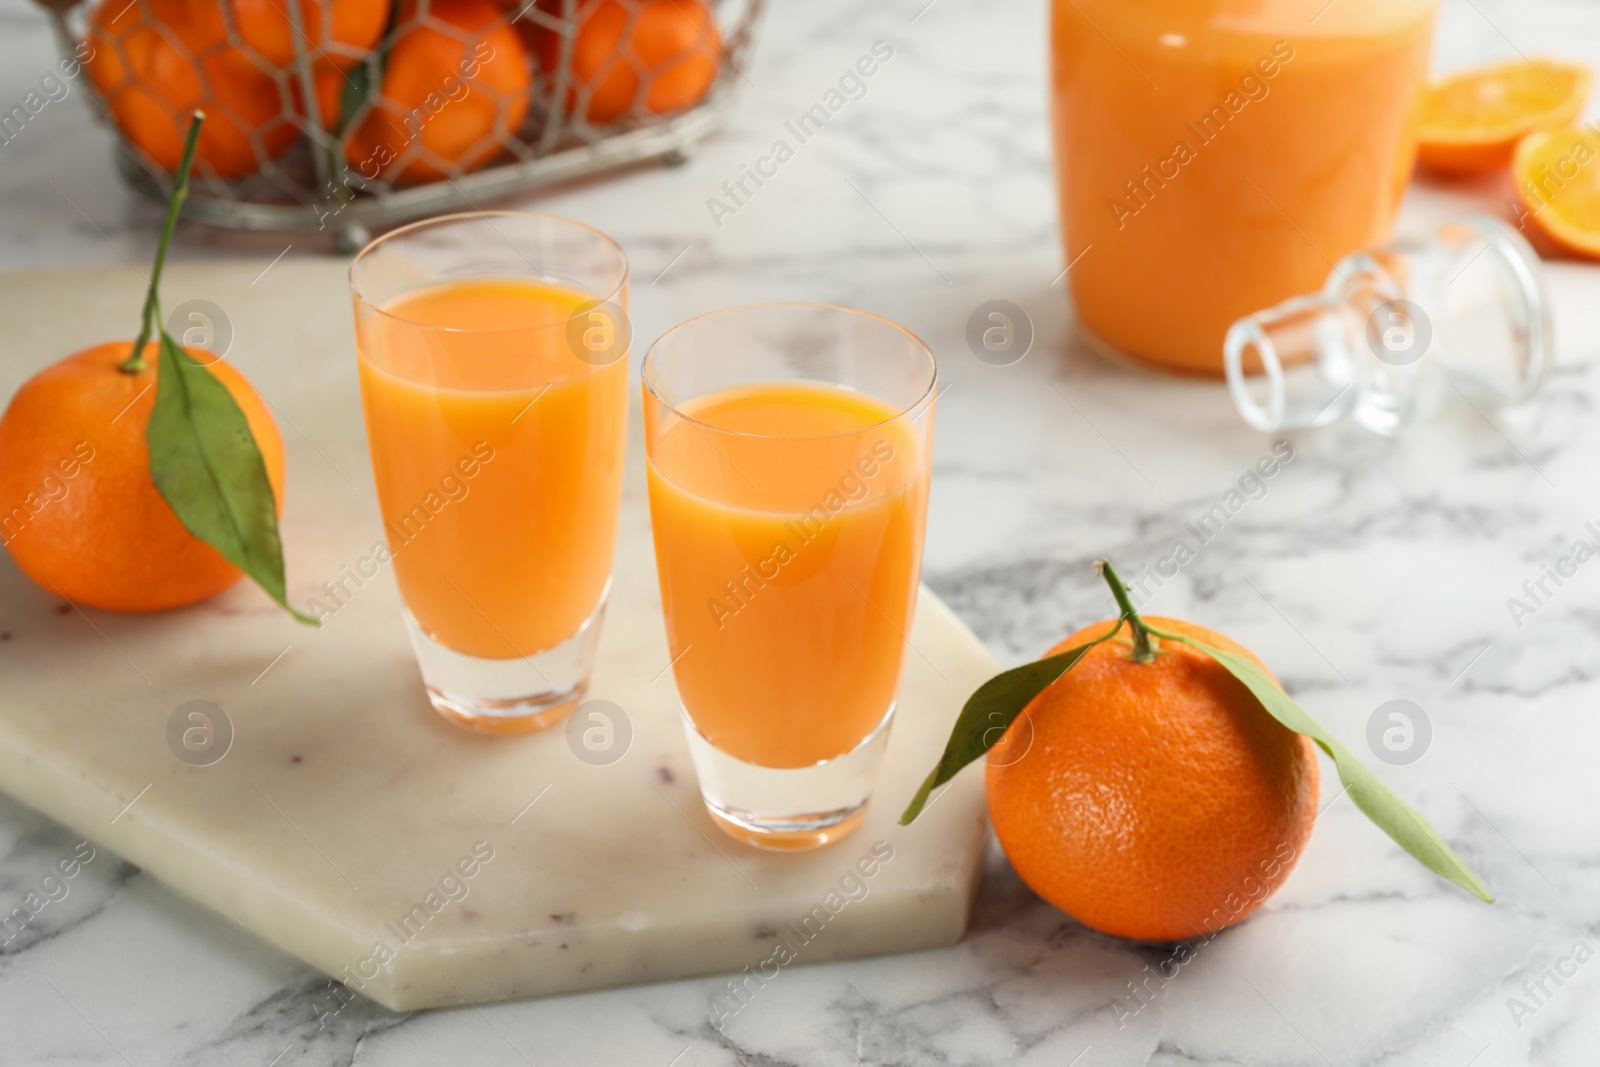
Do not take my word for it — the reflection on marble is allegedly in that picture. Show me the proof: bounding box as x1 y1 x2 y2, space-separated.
3 0 1600 1061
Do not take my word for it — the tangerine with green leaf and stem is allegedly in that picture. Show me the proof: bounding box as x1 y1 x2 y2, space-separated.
903 559 1490 942
0 111 311 622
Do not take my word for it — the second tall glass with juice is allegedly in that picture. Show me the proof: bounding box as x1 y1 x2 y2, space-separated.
647 382 930 769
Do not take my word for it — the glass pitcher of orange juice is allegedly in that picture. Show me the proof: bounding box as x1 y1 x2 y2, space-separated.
1050 0 1438 374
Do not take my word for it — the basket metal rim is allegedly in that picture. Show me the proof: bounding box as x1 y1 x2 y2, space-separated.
115 85 738 235
61 0 765 239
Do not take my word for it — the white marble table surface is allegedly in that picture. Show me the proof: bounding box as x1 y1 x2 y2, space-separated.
3 0 1599 1063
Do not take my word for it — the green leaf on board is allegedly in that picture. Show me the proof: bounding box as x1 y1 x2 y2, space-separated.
147 334 316 625
126 112 311 625
899 618 1125 825
1144 625 1493 904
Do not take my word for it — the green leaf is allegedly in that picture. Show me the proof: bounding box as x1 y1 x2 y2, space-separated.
1146 626 1492 903
147 334 316 625
900 619 1124 825
337 19 395 139
335 61 370 138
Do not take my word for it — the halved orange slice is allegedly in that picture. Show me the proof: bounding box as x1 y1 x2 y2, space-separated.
1512 126 1600 258
1418 57 1592 175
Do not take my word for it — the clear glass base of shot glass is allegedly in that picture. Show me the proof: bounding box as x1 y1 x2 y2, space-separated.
681 704 896 851
403 583 609 736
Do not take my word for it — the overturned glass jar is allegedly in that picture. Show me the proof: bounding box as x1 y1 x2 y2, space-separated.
1223 216 1551 435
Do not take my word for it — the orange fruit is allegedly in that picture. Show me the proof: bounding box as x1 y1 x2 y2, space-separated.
539 0 721 125
309 64 348 130
986 617 1319 942
216 0 388 70
1512 126 1600 258
1417 57 1592 175
84 0 300 178
345 0 531 183
0 342 286 613
159 0 386 72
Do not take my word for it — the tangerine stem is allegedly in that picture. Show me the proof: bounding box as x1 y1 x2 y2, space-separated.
1096 557 1156 662
121 110 205 374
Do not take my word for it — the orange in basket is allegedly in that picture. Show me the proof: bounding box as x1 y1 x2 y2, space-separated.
345 0 532 183
164 0 386 71
1417 57 1591 175
540 0 722 125
84 0 302 178
216 0 389 70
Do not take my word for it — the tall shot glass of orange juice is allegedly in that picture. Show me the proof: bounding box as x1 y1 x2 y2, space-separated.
349 212 629 734
643 305 936 850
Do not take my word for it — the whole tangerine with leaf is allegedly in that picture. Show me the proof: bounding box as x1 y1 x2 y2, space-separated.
0 112 310 622
903 560 1491 942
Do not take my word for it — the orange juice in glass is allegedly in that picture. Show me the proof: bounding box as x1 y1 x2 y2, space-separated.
644 304 936 849
1051 0 1438 374
350 212 629 734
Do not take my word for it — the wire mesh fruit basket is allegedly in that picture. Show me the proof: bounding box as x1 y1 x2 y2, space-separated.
47 0 762 251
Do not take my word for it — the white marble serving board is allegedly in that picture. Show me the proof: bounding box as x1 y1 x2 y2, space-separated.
0 261 992 1012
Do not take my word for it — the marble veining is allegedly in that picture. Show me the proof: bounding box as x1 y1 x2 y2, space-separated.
3 0 1600 1062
